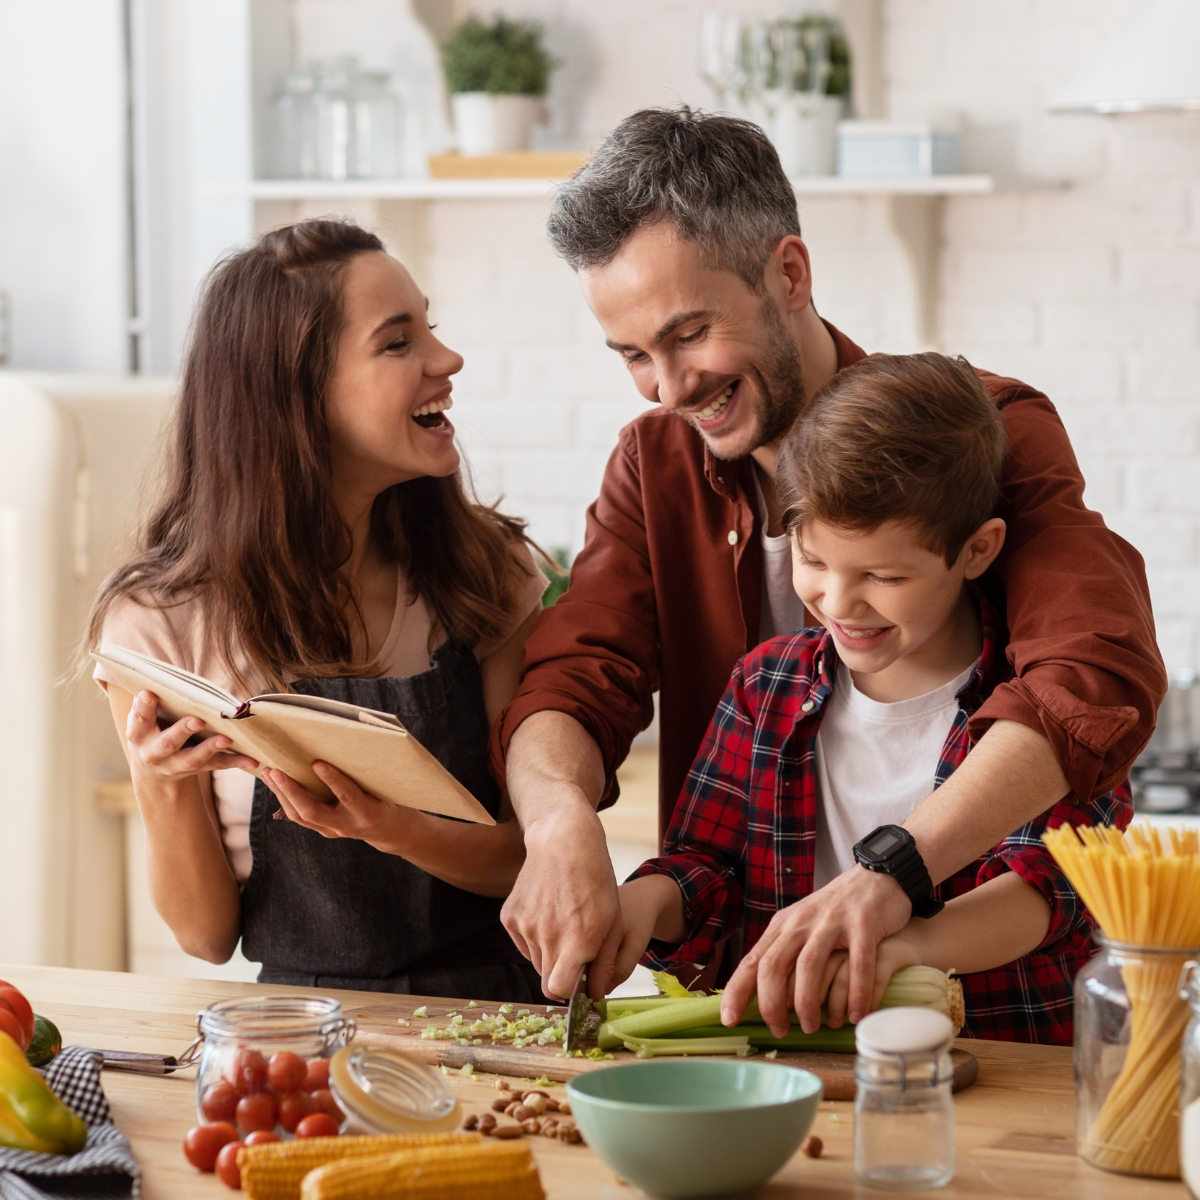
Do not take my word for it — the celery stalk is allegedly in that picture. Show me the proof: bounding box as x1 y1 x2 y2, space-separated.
622 1034 751 1058
597 995 725 1049
657 1024 857 1053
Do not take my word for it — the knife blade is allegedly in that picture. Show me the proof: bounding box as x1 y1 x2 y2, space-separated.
565 963 591 1052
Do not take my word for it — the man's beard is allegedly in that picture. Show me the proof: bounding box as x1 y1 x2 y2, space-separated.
696 297 805 461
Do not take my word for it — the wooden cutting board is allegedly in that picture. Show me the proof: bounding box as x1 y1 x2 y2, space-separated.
344 994 979 1103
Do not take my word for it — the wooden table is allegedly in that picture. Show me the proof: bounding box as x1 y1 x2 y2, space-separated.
0 965 1188 1199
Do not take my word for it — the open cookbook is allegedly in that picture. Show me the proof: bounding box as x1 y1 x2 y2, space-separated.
93 645 494 825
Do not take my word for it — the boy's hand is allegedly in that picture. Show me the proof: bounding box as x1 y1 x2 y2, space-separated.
720 867 911 1037
825 928 923 1028
612 875 687 988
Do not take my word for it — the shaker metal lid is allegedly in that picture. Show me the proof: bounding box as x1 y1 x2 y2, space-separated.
329 1046 460 1134
855 1007 955 1059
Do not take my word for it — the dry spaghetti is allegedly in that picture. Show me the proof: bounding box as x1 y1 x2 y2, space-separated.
1043 822 1200 1178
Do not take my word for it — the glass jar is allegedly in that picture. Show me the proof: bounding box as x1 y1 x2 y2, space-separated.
1075 937 1197 1178
329 1046 460 1136
270 69 316 179
854 1007 955 1190
193 996 355 1132
348 68 402 180
1182 962 1200 1197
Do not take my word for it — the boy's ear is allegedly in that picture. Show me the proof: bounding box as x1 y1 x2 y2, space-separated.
961 518 1007 580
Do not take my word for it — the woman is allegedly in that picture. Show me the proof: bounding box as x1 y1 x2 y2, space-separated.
90 220 547 1001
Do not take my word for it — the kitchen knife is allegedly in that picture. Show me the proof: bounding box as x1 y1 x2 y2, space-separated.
564 963 591 1053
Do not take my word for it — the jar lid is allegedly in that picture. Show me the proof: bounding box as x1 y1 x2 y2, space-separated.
329 1047 460 1135
855 1007 955 1060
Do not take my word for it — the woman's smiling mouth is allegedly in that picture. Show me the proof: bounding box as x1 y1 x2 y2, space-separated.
412 394 453 429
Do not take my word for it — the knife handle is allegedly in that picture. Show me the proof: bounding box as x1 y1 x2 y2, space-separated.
100 1050 180 1075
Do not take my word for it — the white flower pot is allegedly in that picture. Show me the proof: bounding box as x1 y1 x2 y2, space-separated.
451 92 544 155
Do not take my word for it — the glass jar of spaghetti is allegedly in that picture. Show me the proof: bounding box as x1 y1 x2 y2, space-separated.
1075 937 1199 1178
1180 962 1200 1196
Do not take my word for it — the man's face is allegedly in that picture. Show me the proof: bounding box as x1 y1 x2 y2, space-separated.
579 223 804 461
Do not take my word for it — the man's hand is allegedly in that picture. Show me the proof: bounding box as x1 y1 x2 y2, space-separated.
502 802 622 1001
502 711 618 1001
720 866 912 1037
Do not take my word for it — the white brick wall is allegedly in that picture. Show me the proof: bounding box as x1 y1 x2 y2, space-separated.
426 0 1198 674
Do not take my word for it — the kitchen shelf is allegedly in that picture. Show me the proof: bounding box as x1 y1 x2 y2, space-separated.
209 174 995 202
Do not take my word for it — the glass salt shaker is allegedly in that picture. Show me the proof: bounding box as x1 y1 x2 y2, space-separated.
854 1007 956 1190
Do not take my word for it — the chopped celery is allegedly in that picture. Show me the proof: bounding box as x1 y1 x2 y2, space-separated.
623 1034 752 1058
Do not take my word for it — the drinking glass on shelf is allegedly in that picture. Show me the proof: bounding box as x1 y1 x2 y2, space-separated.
698 12 744 112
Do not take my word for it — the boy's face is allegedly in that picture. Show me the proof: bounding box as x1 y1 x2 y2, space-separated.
791 518 1001 675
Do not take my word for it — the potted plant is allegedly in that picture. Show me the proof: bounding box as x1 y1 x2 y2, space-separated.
441 14 553 155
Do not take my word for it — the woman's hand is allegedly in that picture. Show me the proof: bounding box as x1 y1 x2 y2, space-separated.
125 690 259 782
262 762 417 854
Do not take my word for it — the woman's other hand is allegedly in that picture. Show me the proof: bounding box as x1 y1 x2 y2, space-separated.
262 762 416 853
125 690 259 781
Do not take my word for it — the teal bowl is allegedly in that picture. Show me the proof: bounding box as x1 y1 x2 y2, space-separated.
566 1060 823 1199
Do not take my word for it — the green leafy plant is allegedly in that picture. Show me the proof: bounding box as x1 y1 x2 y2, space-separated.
797 14 851 98
442 15 553 96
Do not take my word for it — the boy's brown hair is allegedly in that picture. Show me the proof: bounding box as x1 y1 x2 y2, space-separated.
776 352 1007 566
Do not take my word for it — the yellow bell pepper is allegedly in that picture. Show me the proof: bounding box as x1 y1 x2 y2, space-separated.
0 1031 87 1154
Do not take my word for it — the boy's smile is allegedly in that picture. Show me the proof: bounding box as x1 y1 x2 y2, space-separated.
792 517 1007 703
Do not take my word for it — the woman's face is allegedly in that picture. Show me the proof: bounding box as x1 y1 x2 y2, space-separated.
325 251 464 496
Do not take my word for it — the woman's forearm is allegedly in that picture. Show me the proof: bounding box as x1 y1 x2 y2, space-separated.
904 871 1051 976
374 813 527 898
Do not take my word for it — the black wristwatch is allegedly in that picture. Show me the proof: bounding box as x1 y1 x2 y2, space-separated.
853 825 945 919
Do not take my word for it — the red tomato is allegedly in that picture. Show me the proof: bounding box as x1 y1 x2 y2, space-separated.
266 1051 308 1093
200 1081 239 1123
310 1089 344 1121
235 1092 277 1133
243 1130 280 1147
295 1112 340 1139
302 1058 330 1092
222 1048 268 1096
0 1011 25 1052
277 1091 315 1133
183 1122 238 1172
0 984 34 1048
215 1140 243 1189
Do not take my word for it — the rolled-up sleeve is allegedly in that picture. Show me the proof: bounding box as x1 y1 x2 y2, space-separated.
970 379 1167 801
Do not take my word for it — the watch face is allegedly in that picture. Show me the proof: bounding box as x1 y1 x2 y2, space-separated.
867 828 903 856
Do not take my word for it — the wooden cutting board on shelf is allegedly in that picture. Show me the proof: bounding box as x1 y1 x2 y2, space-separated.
345 994 979 1103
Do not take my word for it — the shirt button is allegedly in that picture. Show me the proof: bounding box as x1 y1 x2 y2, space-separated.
801 699 815 712
727 530 739 545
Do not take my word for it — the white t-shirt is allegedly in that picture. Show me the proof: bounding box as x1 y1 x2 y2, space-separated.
812 660 978 889
754 472 807 643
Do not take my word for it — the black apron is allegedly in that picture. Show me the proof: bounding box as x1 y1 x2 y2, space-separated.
239 640 545 1003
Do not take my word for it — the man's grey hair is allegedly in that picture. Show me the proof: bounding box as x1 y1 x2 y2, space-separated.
547 106 801 290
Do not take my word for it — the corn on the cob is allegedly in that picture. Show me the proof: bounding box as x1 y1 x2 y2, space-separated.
299 1140 545 1200
240 1132 477 1200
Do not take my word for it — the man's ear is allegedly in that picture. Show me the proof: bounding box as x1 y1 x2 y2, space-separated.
961 518 1007 580
773 236 815 314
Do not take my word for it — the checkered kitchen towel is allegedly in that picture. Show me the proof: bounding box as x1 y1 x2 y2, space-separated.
0 1047 140 1200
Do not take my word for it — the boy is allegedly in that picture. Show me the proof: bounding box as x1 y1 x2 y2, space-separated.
615 353 1131 1044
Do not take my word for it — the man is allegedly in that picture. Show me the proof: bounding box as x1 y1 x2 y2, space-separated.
490 107 1165 1031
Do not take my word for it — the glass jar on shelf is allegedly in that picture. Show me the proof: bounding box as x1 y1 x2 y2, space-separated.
193 995 355 1135
269 69 316 179
853 1007 956 1190
1076 937 1197 1178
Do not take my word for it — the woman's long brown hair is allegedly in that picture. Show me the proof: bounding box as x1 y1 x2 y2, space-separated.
89 219 533 690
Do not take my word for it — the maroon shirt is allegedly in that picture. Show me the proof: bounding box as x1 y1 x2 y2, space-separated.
492 325 1166 839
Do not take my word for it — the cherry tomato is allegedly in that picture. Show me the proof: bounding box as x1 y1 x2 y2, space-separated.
243 1130 281 1147
277 1091 315 1133
235 1092 277 1133
0 984 34 1048
183 1122 238 1172
302 1058 330 1092
215 1139 243 1189
295 1112 340 1139
200 1081 240 1123
267 1050 308 1093
222 1048 268 1096
0 1008 26 1051
311 1088 344 1121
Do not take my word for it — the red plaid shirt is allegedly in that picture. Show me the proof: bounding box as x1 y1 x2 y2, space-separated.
633 593 1132 1045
